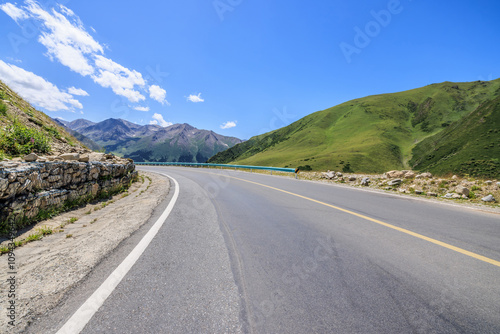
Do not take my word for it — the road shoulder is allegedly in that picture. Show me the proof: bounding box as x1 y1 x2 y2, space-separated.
0 171 169 334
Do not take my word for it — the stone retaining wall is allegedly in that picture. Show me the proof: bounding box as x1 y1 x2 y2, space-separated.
0 160 136 235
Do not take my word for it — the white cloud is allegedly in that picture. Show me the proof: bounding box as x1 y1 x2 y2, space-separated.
23 1 103 76
186 93 204 103
134 106 150 112
58 4 75 17
149 85 169 105
67 87 89 96
92 55 146 102
2 1 153 103
150 113 172 127
0 60 83 112
0 3 28 22
220 121 237 129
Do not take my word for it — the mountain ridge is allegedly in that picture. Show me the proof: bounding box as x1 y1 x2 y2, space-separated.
65 118 243 163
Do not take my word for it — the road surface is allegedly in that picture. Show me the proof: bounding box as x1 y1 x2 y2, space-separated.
29 166 500 333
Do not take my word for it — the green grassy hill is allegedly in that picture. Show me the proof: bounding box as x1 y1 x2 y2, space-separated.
0 80 87 158
410 96 500 178
209 79 500 176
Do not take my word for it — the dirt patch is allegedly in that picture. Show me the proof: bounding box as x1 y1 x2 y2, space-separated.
0 171 169 333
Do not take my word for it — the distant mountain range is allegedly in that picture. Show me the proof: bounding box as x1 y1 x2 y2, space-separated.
53 118 103 152
209 79 500 178
61 118 243 163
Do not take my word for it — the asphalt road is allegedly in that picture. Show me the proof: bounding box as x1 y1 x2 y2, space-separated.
31 166 500 333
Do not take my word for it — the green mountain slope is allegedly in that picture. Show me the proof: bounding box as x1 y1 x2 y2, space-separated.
209 79 500 175
410 96 500 178
0 80 87 157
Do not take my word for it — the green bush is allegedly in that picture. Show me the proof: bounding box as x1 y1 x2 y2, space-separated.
297 165 312 171
0 120 51 155
342 162 354 173
43 125 62 139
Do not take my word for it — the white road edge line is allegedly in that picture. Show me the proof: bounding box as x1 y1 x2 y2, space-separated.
56 173 179 334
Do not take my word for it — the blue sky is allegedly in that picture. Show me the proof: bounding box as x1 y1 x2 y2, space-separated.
0 0 499 140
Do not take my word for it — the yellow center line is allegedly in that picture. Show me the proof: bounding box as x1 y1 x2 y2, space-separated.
204 170 500 268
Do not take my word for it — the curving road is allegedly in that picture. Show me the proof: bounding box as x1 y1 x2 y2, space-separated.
31 166 500 333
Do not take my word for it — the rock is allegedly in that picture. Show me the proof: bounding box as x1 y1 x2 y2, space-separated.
485 180 493 185
59 153 80 161
415 190 423 195
481 195 496 202
0 178 9 193
497 182 500 188
452 194 462 199
361 177 370 186
386 170 404 178
455 186 469 197
451 175 458 180
23 153 39 162
78 154 90 162
444 193 454 199
415 174 423 179
348 176 357 181
420 172 433 178
322 171 335 179
404 171 416 179
427 192 437 197
387 179 402 186
336 172 343 177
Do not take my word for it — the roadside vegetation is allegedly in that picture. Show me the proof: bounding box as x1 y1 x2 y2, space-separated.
0 80 83 158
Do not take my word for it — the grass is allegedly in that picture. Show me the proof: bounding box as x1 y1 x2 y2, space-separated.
410 96 500 178
0 225 55 254
0 100 7 116
209 79 500 176
25 233 42 242
0 119 51 155
66 234 73 238
68 217 78 224
38 225 53 236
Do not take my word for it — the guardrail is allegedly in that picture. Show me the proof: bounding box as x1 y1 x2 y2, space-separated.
134 162 298 176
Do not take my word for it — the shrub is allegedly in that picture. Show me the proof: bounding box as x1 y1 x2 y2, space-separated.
297 165 313 171
342 163 354 173
43 125 62 139
0 120 51 155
